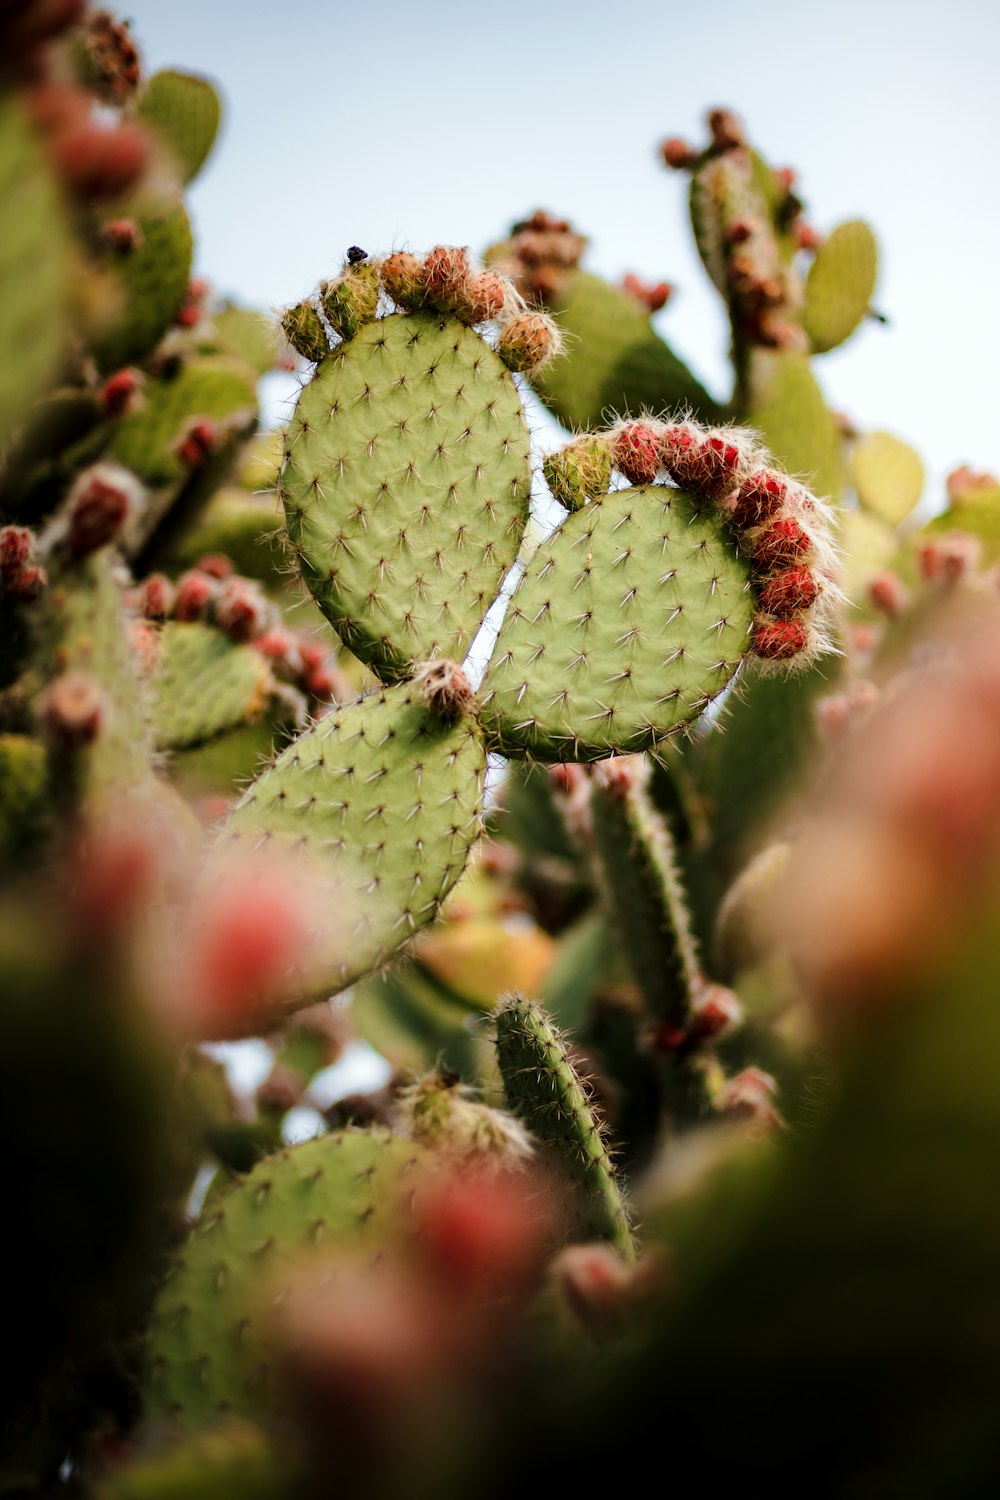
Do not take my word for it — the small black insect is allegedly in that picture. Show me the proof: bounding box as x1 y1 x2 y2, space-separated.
346 246 367 265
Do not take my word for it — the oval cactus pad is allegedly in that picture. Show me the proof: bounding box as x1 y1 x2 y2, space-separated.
478 485 754 760
282 310 532 682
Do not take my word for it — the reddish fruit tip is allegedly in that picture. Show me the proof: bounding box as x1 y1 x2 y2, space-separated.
612 423 660 486
757 566 820 618
752 618 809 661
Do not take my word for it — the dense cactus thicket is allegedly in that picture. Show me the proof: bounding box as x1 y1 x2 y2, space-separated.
6 11 1000 1497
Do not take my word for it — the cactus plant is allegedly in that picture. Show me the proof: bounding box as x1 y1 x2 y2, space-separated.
5 13 1000 1494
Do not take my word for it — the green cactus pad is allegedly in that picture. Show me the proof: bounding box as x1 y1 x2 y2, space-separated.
746 348 843 499
0 96 69 442
138 70 222 186
477 485 754 761
803 220 878 354
166 489 284 585
95 1420 289 1500
144 1129 432 1424
534 271 719 429
222 677 487 999
494 995 634 1258
91 198 193 374
146 623 276 752
837 508 900 601
851 430 924 525
689 150 766 298
281 310 532 682
108 359 256 489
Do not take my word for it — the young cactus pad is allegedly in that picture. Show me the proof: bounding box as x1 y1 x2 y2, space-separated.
220 675 487 1005
281 302 532 683
144 1129 432 1425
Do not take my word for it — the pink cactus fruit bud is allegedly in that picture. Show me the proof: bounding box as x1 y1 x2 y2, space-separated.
99 367 142 417
81 8 142 103
195 552 233 580
752 618 810 661
177 418 216 469
752 516 813 571
946 465 999 504
794 221 822 252
414 1168 552 1295
415 659 475 721
380 251 429 311
304 662 346 702
707 108 745 151
66 463 140 555
594 756 637 799
454 270 507 324
172 569 217 621
52 119 149 202
621 274 672 313
697 433 749 498
725 218 757 246
213 577 269 643
8 564 47 600
423 245 471 307
0 525 33 584
686 983 744 1045
716 1067 781 1126
757 566 820 618
658 423 702 488
42 671 104 748
612 422 661 486
815 680 880 741
548 763 586 798
496 311 561 374
917 532 981 585
139 573 174 620
102 217 142 254
551 1243 634 1330
774 166 797 193
660 136 698 170
868 570 910 619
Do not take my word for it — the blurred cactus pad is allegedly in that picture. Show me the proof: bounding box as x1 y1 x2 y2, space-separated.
5 11 1000 1497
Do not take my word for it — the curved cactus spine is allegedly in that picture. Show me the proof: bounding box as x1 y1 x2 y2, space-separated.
493 994 634 1260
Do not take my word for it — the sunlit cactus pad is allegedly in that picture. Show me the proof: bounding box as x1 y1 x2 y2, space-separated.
144 1129 431 1424
478 486 754 760
282 310 532 682
221 676 487 997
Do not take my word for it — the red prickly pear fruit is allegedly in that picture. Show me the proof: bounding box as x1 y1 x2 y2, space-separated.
177 419 216 468
752 516 813 571
175 278 208 329
946 465 998 503
660 136 697 170
594 756 636 799
548 763 585 797
380 251 429 311
80 9 142 103
552 1243 632 1327
815 680 880 741
140 573 174 619
757 566 820 617
730 469 788 530
0 525 33 583
414 1169 551 1294
424 245 471 306
658 423 701 487
102 216 142 254
686 983 743 1045
794 221 822 252
42 672 104 748
66 464 139 555
717 1066 781 1126
253 627 300 668
648 1022 687 1053
707 108 745 151
612 423 660 486
305 662 346 701
173 569 217 621
496 311 560 374
195 552 233 580
917 532 981 585
99 367 142 417
21 82 90 138
52 120 149 202
454 270 507 324
415 659 475 721
697 433 747 498
752 618 809 661
725 218 757 246
8 564 47 600
621 274 672 313
774 166 797 193
868 570 910 618
213 577 269 643
297 639 329 674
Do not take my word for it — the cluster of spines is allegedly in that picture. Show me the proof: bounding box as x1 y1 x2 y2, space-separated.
541 414 839 667
281 246 561 376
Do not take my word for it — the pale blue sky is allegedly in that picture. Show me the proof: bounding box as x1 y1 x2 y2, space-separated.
126 0 1000 501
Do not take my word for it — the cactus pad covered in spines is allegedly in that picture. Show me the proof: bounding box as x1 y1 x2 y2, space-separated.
281 295 532 683
220 674 487 1004
144 621 277 751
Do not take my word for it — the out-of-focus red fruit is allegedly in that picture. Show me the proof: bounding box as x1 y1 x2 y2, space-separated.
52 120 149 202
414 1168 551 1294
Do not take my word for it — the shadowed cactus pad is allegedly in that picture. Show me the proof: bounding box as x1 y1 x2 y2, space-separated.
478 485 754 761
144 1129 432 1424
282 309 532 683
145 622 276 751
221 676 487 1000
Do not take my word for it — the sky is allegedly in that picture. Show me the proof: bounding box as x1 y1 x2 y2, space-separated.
123 0 1000 507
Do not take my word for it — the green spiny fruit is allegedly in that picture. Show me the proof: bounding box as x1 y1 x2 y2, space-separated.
220 672 487 1004
143 1129 434 1425
281 303 531 681
137 69 222 186
542 433 613 513
477 482 754 761
90 197 193 373
319 260 380 341
0 94 70 441
145 622 278 752
493 994 634 1259
803 220 878 354
281 301 327 363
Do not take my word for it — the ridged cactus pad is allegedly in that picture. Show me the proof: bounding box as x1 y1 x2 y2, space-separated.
144 1129 432 1424
282 306 532 682
221 675 487 999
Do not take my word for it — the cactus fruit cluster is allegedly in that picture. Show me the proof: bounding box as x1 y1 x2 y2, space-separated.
4 8 1000 1495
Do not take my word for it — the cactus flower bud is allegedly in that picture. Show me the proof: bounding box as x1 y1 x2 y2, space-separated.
496 311 561 374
